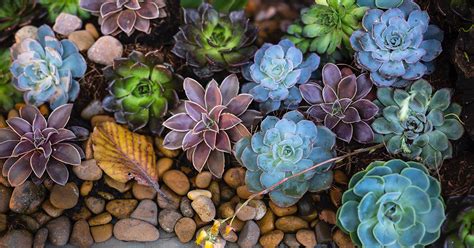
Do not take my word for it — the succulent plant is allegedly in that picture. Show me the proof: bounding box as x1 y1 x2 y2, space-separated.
337 159 446 247
181 0 248 13
0 49 22 113
356 0 414 9
372 79 464 169
234 110 336 207
300 63 378 143
39 0 90 22
0 0 42 42
10 25 87 110
285 0 367 56
242 39 320 114
172 3 258 78
350 4 444 87
0 104 84 186
80 0 167 36
102 51 182 134
163 75 260 178
441 188 474 247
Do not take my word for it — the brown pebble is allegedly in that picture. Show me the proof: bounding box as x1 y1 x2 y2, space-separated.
237 185 262 200
80 181 93 196
88 212 112 226
296 229 317 247
155 137 180 158
257 209 276 234
85 23 99 39
97 191 114 200
157 185 181 210
208 181 221 206
223 167 246 188
259 230 284 248
174 217 197 243
218 202 235 219
162 170 190 195
195 171 213 188
70 220 94 248
275 216 309 232
33 228 48 248
157 158 174 179
334 170 348 185
41 200 64 218
49 182 79 210
319 209 337 224
333 229 355 248
106 199 138 219
330 187 343 207
32 212 51 226
269 201 297 217
104 175 132 193
85 196 106 214
90 224 113 243
72 207 92 221
132 182 157 200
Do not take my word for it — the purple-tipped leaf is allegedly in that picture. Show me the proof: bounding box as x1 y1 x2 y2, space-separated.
163 113 196 131
46 160 69 185
51 143 82 165
48 104 73 129
226 94 253 116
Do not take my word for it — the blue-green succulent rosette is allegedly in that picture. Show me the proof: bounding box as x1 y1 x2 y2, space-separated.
234 110 336 207
350 2 444 87
242 39 320 114
337 159 446 247
357 0 416 9
10 25 86 109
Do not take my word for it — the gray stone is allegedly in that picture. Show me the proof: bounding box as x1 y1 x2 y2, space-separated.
80 100 104 120
85 196 106 214
46 216 71 246
33 228 48 248
158 209 182 233
238 220 260 248
15 26 38 43
73 159 103 181
113 218 159 242
0 229 33 248
130 199 158 225
87 36 123 66
70 220 94 248
180 196 194 217
53 13 82 35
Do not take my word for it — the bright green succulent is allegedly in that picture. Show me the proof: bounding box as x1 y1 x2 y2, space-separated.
337 159 446 247
102 51 182 134
39 0 90 22
0 49 22 113
286 0 367 56
441 189 474 248
0 0 41 42
372 79 464 169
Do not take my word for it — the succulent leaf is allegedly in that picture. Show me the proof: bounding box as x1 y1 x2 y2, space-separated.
39 0 90 22
0 49 22 112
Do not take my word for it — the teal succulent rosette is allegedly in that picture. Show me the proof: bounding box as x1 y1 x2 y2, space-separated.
337 159 446 247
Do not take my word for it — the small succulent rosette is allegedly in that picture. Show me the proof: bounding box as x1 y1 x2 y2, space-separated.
242 39 320 114
440 188 474 247
337 159 446 247
372 79 464 169
0 104 84 186
163 75 260 178
356 0 416 9
80 0 167 36
10 25 86 109
234 110 336 207
172 3 257 78
300 63 379 143
350 2 444 87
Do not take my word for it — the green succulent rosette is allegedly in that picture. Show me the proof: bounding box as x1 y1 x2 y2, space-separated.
39 0 90 22
103 51 182 134
372 79 464 169
0 49 22 113
286 0 367 56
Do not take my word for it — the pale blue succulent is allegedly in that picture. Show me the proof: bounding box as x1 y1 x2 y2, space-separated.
234 110 336 207
357 0 415 9
337 159 446 247
10 25 86 109
350 3 444 87
242 39 320 114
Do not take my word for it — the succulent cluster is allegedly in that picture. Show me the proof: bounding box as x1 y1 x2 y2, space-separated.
39 0 90 22
0 49 22 113
80 0 167 36
337 159 446 247
300 63 378 143
441 188 474 247
286 0 367 56
350 4 444 87
0 104 83 186
102 51 181 134
0 0 42 42
372 79 464 168
234 110 336 207
172 3 258 78
163 75 260 178
10 25 86 110
242 39 320 114
356 0 413 9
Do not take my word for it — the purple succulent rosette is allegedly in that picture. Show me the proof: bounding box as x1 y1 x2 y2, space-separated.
242 39 320 114
80 0 167 36
0 104 84 186
350 2 444 87
300 63 379 143
162 74 260 178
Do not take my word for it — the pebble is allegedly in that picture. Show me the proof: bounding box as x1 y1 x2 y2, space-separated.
104 175 132 193
333 229 355 248
8 109 19 119
0 214 6 232
238 220 260 248
114 218 160 241
157 186 180 209
334 170 348 185
187 189 212 200
46 216 71 246
209 181 221 206
229 218 245 232
84 138 94 160
195 172 212 188
236 203 257 221
15 26 38 43
68 30 95 51
53 13 82 35
158 209 182 233
320 209 337 224
297 194 316 216
131 199 158 225
9 181 45 214
330 187 342 207
157 158 174 179
223 167 246 188
237 185 262 200
73 159 103 181
90 224 113 243
97 191 114 200
90 115 115 128
88 212 112 226
80 181 93 196
163 170 190 196
85 196 106 214
85 23 99 39
174 217 196 243
257 209 275 234
155 137 180 158
296 229 317 247
218 202 235 219
33 228 48 248
70 220 94 248
0 229 33 248
249 200 267 220
106 199 138 219
87 36 123 66
0 184 12 213
42 178 54 191
49 182 79 209
72 207 92 221
132 182 156 200
80 100 104 120
18 215 40 232
41 200 64 218
315 221 332 243
191 196 216 223
180 196 194 217
284 234 300 247
32 211 52 226
269 201 297 217
275 216 309 232
259 230 284 248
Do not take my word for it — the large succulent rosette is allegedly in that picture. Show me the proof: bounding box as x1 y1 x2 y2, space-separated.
242 39 320 114
102 51 181 134
350 3 444 87
300 63 378 143
337 159 446 247
80 0 167 36
0 104 84 186
163 75 260 178
172 3 258 78
234 110 336 207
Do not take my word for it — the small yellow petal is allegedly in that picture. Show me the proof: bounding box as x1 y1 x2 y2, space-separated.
196 230 207 245
204 241 214 248
210 220 220 236
225 225 234 235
